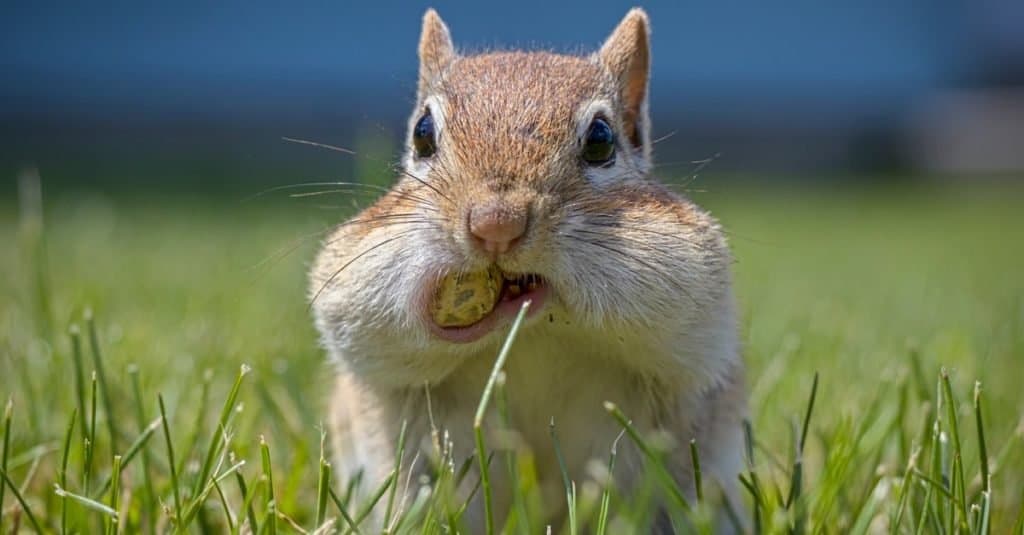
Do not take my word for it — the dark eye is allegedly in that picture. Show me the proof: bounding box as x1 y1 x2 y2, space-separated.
413 112 436 158
582 117 615 165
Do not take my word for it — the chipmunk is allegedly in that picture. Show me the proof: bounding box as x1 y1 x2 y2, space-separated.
310 8 747 532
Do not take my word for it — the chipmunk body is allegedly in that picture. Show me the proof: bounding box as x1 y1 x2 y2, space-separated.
312 8 747 531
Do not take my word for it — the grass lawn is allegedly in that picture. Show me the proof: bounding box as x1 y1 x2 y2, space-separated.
1 178 1022 533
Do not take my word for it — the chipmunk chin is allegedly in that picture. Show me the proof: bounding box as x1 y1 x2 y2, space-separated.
427 272 549 344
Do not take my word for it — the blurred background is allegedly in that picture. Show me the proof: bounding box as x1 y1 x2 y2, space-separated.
3 0 1024 193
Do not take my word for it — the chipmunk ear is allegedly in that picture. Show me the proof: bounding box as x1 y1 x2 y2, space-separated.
418 9 456 94
598 8 651 149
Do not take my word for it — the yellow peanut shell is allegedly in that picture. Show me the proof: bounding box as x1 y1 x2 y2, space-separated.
431 266 503 327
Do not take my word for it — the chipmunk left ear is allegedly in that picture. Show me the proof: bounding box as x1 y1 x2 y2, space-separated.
418 9 456 95
598 8 651 149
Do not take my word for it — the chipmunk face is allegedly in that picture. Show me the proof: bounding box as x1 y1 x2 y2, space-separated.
391 9 657 342
395 9 659 343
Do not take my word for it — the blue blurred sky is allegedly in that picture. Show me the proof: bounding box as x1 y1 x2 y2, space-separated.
1 1 977 117
1 0 1021 179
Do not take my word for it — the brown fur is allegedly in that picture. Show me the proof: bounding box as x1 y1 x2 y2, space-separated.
311 9 748 532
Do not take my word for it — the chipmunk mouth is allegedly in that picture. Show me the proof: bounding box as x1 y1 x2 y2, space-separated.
427 270 548 343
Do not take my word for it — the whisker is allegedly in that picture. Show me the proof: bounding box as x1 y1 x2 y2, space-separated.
316 217 438 250
246 213 440 286
379 186 444 212
392 164 453 204
290 189 371 198
673 152 722 189
278 135 453 206
309 228 428 309
650 130 677 145
289 188 442 213
248 228 336 274
280 133 450 201
562 233 699 308
252 213 432 269
281 136 357 155
576 219 717 253
563 151 722 192
562 187 773 250
241 181 391 203
571 226 714 256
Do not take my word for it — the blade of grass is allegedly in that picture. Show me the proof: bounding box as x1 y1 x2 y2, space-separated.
315 459 331 530
0 468 42 532
912 469 957 502
327 486 362 535
85 371 98 496
234 471 260 535
454 454 476 489
0 397 11 528
106 455 122 535
931 376 949 531
69 325 88 449
179 369 213 479
549 418 577 535
243 476 270 535
192 364 251 502
382 419 408 533
916 422 939 535
940 369 969 531
786 372 818 508
474 300 531 535
688 439 703 504
85 310 120 454
737 473 764 508
604 402 691 514
979 490 991 535
60 408 77 535
340 470 364 512
213 476 235 533
128 365 157 534
180 459 247 525
890 447 920 534
351 469 396 532
260 436 277 535
742 420 763 535
55 483 118 518
453 453 494 523
786 372 817 534
595 429 625 535
973 381 990 494
158 393 183 525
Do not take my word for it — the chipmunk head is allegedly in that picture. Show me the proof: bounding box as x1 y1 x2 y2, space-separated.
313 8 733 385
393 9 661 340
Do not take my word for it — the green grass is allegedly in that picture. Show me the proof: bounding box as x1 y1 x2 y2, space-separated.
1 178 1023 533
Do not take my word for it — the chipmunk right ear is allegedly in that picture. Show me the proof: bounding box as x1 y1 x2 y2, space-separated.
598 8 651 149
418 9 456 94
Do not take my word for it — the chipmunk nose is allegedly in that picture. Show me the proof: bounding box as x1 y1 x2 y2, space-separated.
469 203 527 255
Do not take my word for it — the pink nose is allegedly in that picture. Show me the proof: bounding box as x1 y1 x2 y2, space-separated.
469 204 527 255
